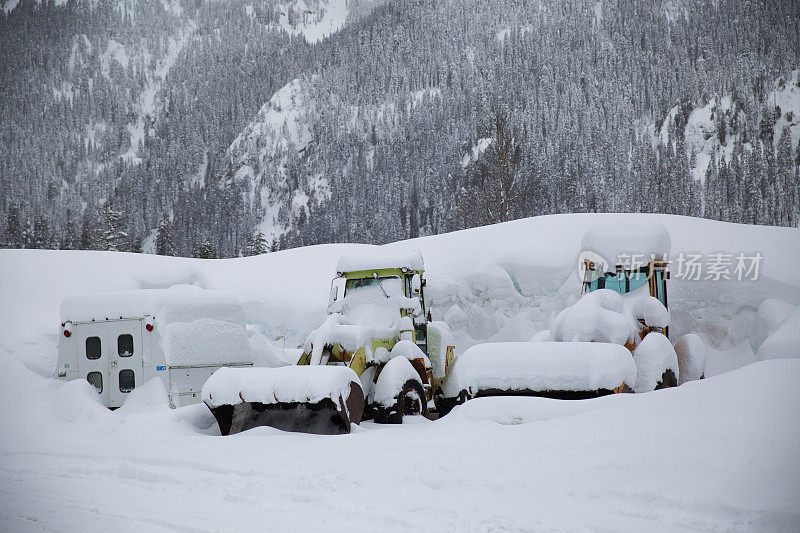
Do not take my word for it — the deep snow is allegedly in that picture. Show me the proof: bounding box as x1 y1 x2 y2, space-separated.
0 354 798 532
1 213 799 531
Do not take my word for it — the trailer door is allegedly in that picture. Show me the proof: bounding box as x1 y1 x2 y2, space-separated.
76 322 110 406
107 320 143 408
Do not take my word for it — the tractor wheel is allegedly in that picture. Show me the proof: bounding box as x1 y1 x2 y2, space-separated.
655 369 677 389
373 379 428 424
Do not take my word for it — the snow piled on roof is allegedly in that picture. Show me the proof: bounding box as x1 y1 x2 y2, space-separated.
580 219 670 265
336 248 424 273
60 285 244 325
202 365 358 407
61 285 250 367
443 341 636 397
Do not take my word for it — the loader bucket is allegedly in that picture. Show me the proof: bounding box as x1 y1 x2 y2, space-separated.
203 366 365 435
209 381 364 435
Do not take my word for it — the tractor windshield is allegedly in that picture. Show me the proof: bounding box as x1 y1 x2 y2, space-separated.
341 276 406 327
345 276 404 299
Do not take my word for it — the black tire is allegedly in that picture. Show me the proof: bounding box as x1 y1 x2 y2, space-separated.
655 369 678 389
373 379 428 424
434 389 469 418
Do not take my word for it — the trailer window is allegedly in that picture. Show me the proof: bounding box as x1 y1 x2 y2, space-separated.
119 369 135 393
86 336 101 360
87 372 103 393
118 334 134 357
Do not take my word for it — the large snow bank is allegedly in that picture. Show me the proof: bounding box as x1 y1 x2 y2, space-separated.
631 332 679 392
757 307 800 361
580 220 671 266
443 342 636 397
3 213 799 378
336 248 424 273
704 341 756 378
202 365 359 408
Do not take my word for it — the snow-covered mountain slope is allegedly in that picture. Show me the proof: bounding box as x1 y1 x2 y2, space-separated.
226 76 443 242
2 213 799 377
645 95 745 185
275 0 383 43
767 68 800 155
645 69 800 186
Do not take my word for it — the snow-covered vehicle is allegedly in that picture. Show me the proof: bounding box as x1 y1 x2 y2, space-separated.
56 285 254 408
298 249 456 423
438 221 678 412
204 250 457 434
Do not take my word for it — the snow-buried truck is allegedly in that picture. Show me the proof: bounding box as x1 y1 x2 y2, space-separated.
57 285 254 409
203 250 457 434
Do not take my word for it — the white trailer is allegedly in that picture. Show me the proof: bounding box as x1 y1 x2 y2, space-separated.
56 285 254 408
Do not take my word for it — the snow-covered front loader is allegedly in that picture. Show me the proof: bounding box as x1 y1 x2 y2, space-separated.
296 250 456 423
435 221 679 414
203 250 456 434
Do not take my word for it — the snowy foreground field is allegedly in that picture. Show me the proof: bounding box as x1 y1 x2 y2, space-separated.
1 213 799 531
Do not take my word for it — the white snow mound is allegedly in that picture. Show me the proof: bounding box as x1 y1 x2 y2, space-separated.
580 220 671 267
202 365 359 408
751 299 796 350
757 307 800 361
371 356 422 407
632 332 679 392
443 342 636 397
550 288 669 346
336 248 424 273
674 333 707 385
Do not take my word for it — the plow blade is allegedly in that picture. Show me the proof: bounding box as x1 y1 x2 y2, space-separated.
203 366 364 435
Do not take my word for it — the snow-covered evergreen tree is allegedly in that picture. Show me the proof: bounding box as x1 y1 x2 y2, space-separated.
242 232 270 257
102 202 129 252
60 209 78 250
3 203 23 248
193 236 216 259
155 215 175 256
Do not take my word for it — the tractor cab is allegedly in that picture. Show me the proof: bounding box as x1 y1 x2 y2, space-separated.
329 263 430 353
582 258 669 310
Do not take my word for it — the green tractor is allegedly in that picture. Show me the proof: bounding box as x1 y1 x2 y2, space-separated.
297 250 455 423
